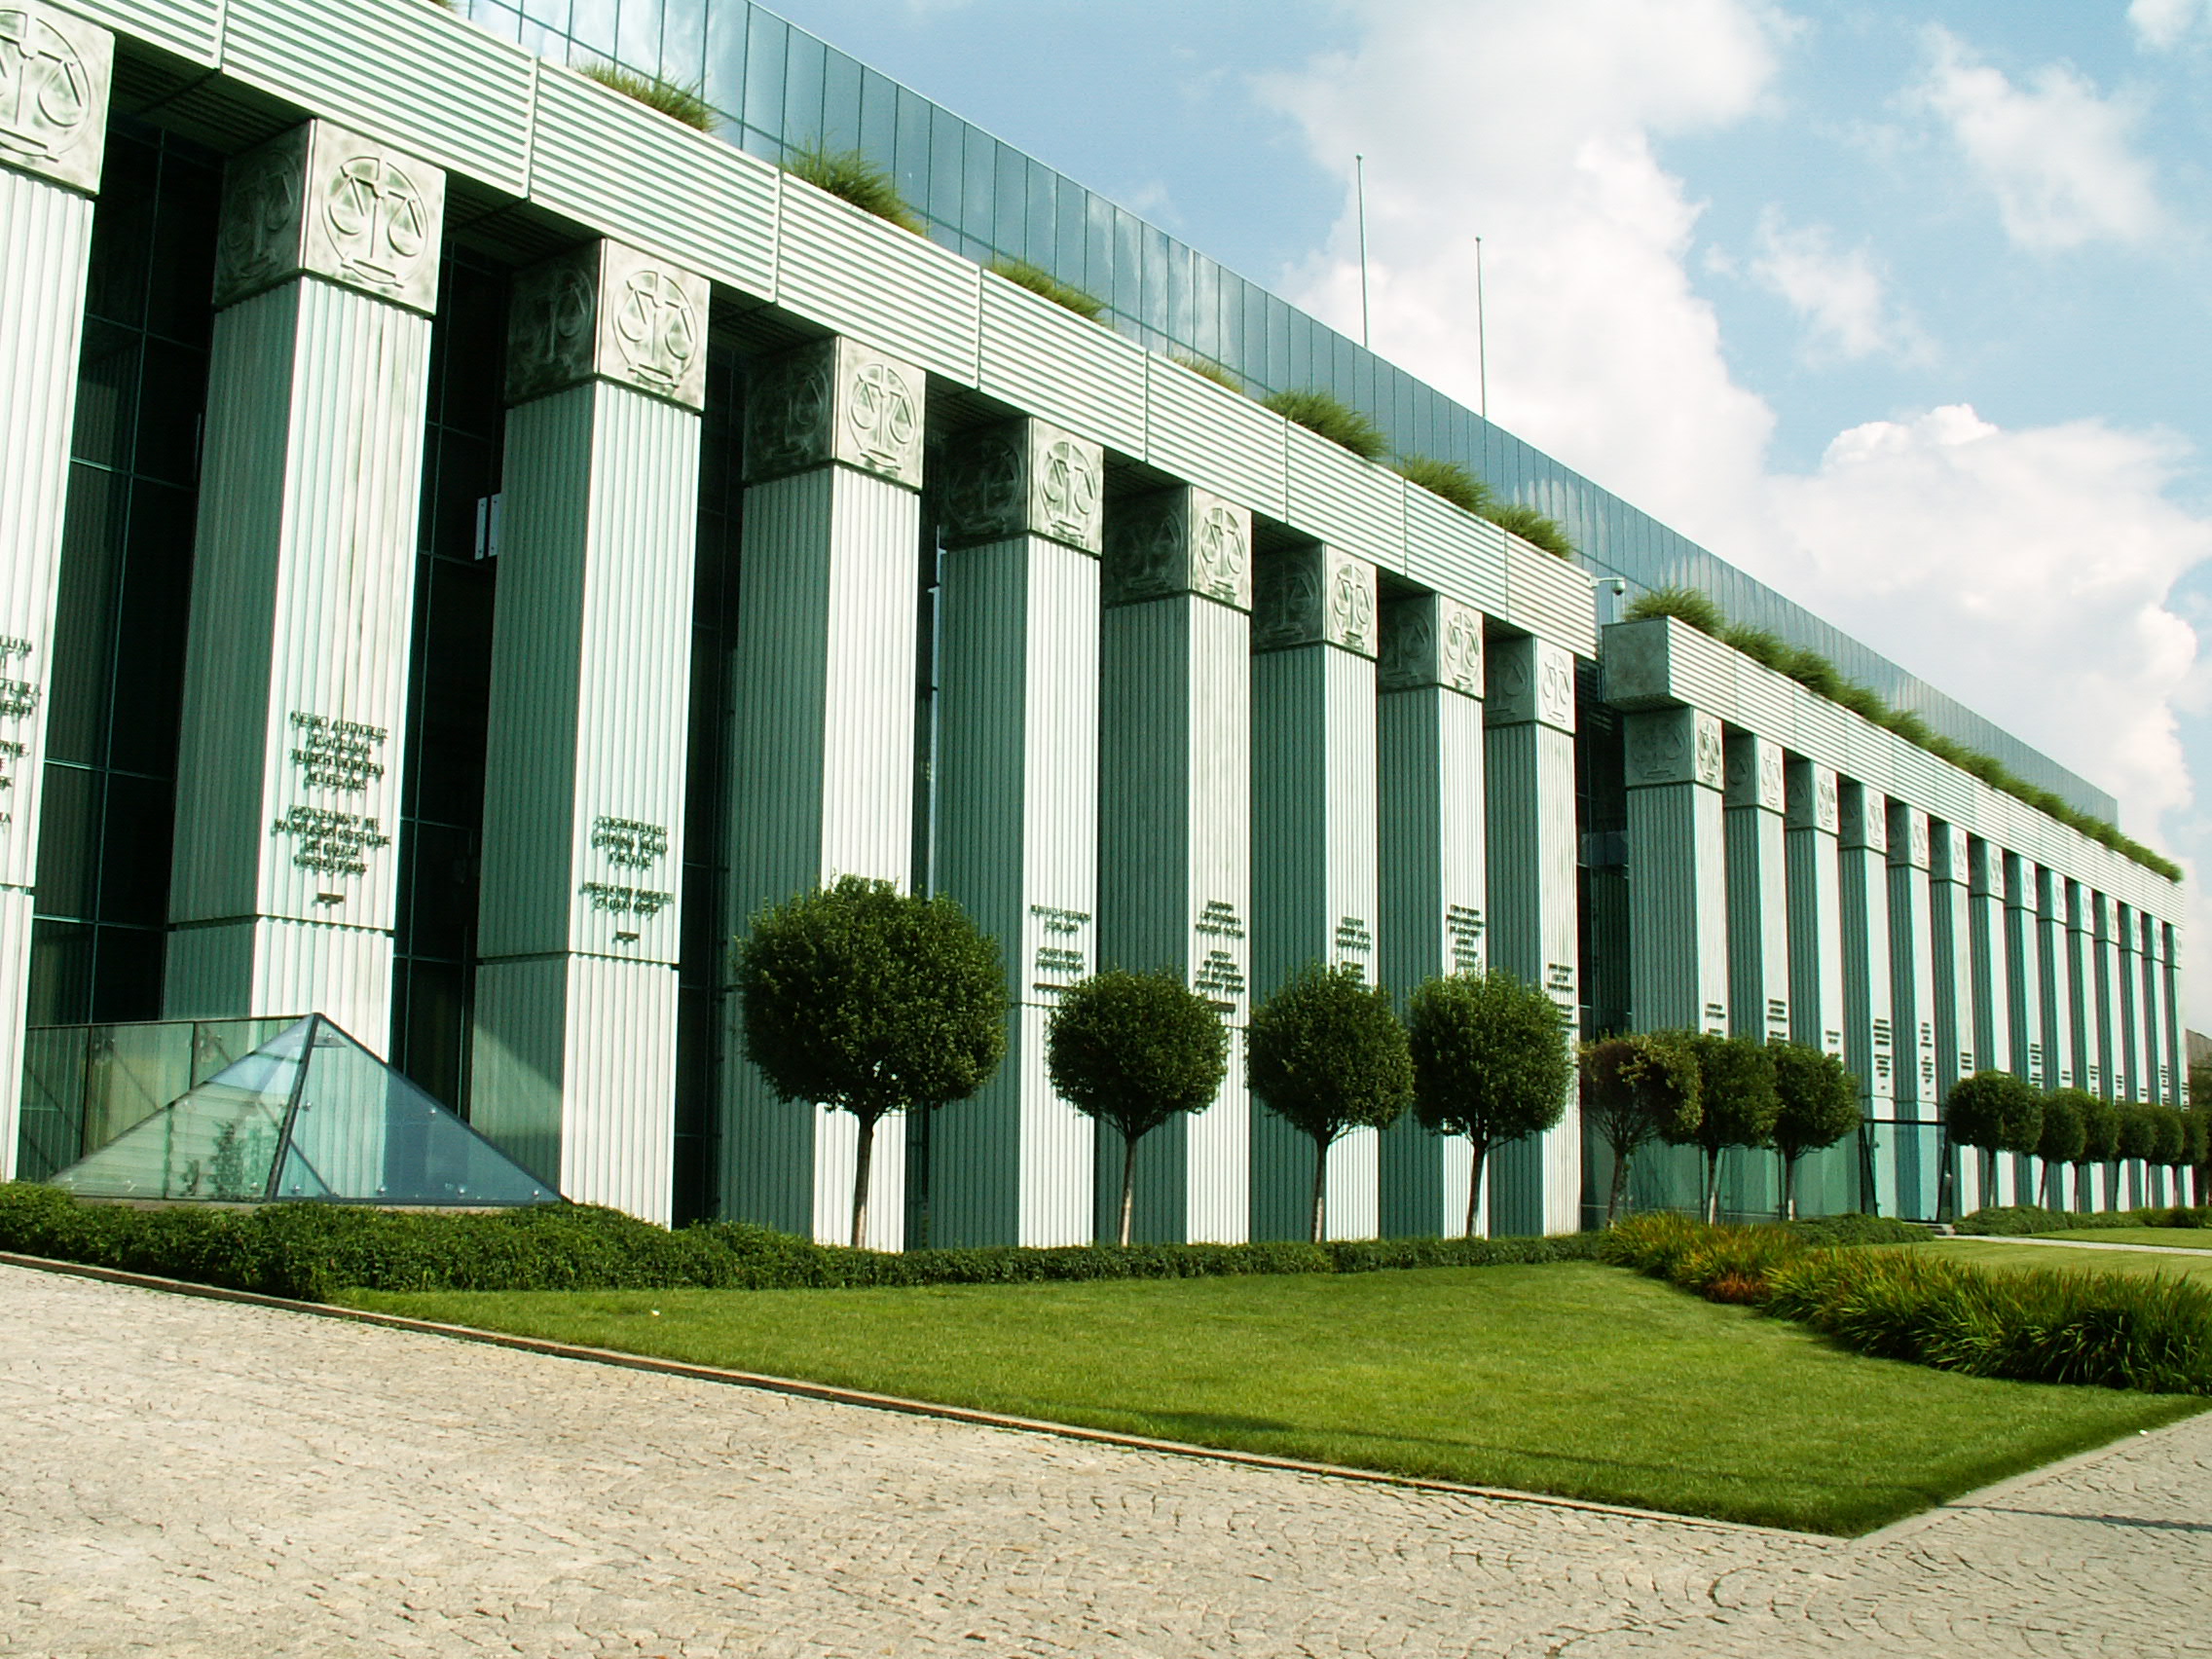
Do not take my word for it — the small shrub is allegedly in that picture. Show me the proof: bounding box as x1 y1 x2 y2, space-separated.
1622 584 1724 636
1775 645 1846 699
1394 457 1493 516
1955 1203 2210 1235
1262 388 1387 461
576 60 714 131
988 259 1104 321
783 142 922 233
1718 622 1786 670
1786 1213 1928 1246
1169 354 1241 391
1483 501 1574 559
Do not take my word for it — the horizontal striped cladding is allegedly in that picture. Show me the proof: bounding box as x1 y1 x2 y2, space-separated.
529 68 776 302
221 0 533 196
1403 486 1508 617
59 0 222 64
1730 651 1793 738
1145 355 1287 521
249 917 390 1045
0 890 28 1177
774 181 979 385
1500 538 1597 657
1284 423 1403 575
559 956 678 1222
1627 785 1725 1032
0 172 92 891
1787 684 1854 774
977 276 1145 457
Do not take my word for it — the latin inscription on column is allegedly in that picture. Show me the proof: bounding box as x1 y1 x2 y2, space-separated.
0 635 32 833
1447 903 1485 974
1192 900 1247 1007
272 705 393 900
580 814 673 941
1029 903 1091 996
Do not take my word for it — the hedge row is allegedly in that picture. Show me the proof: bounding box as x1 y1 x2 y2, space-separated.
0 1184 1603 1302
1603 1211 2212 1393
1956 1204 2210 1237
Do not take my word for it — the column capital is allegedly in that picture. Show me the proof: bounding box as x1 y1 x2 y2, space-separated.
1378 592 1483 696
1102 485 1251 610
1784 757 1840 833
939 417 1103 554
1252 543 1376 657
213 121 446 315
1485 634 1575 733
1886 801 1930 869
0 3 109 194
742 336 925 490
2003 850 2036 908
1929 823 1969 884
1722 729 1784 811
1625 706 1722 790
506 240 709 411
1839 781 1887 852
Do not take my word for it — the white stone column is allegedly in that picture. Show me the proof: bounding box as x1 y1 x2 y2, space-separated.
1838 784 1896 1160
1624 706 1728 1036
1723 731 1788 1046
467 241 707 1223
929 418 1103 1248
2005 855 2045 1089
2093 891 2124 1103
2117 903 2143 1103
1967 839 2010 1078
166 121 445 1050
1887 802 1937 1217
0 2 109 1180
1929 825 1979 1208
1250 542 1381 1240
722 336 925 1247
1783 760 1844 1056
1378 592 1486 1236
2159 923 2182 1108
1096 485 1253 1243
2038 866 2075 1090
1484 634 1581 1234
2072 883 2103 1098
2141 910 2169 1108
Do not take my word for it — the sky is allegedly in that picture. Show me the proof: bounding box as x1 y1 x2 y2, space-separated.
763 0 2212 1025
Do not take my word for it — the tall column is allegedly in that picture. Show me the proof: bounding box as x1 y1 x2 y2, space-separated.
1096 485 1253 1243
1783 760 1844 1056
2005 855 2044 1088
2093 892 2124 1101
1250 542 1380 1240
1929 826 1979 1209
1378 593 1486 1236
2072 883 2102 1097
0 3 109 1180
2141 911 2169 1108
1722 731 1788 1045
1887 802 1937 1218
166 122 445 1046
1966 839 2010 1076
1484 635 1580 1234
1838 783 1895 1206
722 336 925 1246
2038 866 2074 1091
2117 903 2142 1102
2160 923 2182 1109
930 418 1103 1247
1624 706 1727 1034
467 241 706 1223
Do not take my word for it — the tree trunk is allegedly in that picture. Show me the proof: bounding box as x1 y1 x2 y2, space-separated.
1606 1140 1631 1225
1781 1150 1796 1223
1119 1129 1138 1248
850 1113 877 1251
1310 1134 1329 1245
1464 1138 1488 1238
1705 1147 1722 1226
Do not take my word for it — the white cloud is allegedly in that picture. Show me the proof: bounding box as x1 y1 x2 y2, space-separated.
1747 209 1927 362
1263 0 2212 1017
2129 0 2211 51
1915 28 2164 250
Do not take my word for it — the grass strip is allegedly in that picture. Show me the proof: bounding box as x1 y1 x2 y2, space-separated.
343 1263 2196 1535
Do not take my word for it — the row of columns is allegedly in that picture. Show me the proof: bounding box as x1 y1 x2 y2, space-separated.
1622 693 2187 1218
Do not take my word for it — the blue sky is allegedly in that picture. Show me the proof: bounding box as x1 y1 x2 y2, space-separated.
765 0 2212 1020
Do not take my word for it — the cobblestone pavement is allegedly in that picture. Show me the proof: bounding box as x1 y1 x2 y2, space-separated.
4 1264 2209 1659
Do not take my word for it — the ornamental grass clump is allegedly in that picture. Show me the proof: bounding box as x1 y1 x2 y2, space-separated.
783 142 923 233
988 259 1105 321
1261 388 1388 461
1170 353 1241 391
1623 584 1725 636
1394 456 1493 517
576 60 715 131
1483 500 1574 559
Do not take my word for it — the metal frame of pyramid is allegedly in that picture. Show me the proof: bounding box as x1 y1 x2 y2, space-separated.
44 1014 560 1206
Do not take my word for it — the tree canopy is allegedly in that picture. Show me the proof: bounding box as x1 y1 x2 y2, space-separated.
1660 1032 1780 1224
1405 969 1571 1236
1768 1043 1861 1220
735 876 1008 1247
1580 1031 1702 1224
1246 963 1413 1243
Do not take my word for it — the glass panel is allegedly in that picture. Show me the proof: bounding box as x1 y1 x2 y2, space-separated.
568 0 616 57
70 319 138 469
33 763 97 922
927 104 964 227
83 1017 192 1150
615 0 660 72
821 46 863 152
17 1024 90 1181
742 9 786 141
700 0 746 118
782 25 825 147
894 85 930 209
857 65 895 166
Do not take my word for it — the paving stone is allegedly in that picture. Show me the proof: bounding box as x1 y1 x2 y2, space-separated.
2 1264 2208 1658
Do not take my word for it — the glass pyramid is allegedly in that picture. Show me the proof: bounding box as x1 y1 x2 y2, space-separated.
45 1014 558 1206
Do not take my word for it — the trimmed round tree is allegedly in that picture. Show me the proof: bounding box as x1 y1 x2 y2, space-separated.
2184 1103 2211 1207
2076 1091 2121 1212
1405 969 1572 1236
2151 1103 2188 1173
735 876 1009 1249
1246 962 1414 1243
1047 968 1230 1246
1768 1043 1861 1222
1580 1031 1702 1225
2035 1089 2088 1209
1660 1032 1780 1225
1943 1070 2042 1214
2118 1100 2162 1167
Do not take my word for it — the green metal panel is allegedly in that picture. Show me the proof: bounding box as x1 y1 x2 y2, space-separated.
1285 420 1403 576
2005 854 2044 1088
2038 867 2074 1089
1928 825 1974 1100
60 0 221 66
1403 486 1508 619
774 178 980 387
1145 353 1288 522
978 274 1146 458
1722 730 1788 1045
1782 760 1844 1056
1839 782 1895 1125
1624 707 1727 1035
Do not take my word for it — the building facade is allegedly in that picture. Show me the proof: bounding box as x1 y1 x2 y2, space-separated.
0 0 2189 1237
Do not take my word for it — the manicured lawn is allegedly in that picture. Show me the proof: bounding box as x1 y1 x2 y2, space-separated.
2034 1228 2212 1250
1935 1237 2212 1279
344 1262 2201 1535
